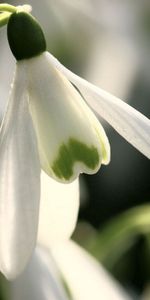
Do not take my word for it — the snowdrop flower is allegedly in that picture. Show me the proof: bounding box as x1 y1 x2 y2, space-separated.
11 172 130 300
11 246 70 300
38 172 79 249
11 241 131 300
0 8 109 280
10 173 80 300
0 6 150 280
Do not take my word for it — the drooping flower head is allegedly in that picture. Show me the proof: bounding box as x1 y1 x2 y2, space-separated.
7 11 110 182
0 5 149 280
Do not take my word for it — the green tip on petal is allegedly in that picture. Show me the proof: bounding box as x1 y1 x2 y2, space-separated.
52 138 100 181
7 12 46 60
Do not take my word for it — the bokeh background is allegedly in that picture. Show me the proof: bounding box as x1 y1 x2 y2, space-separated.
0 0 150 299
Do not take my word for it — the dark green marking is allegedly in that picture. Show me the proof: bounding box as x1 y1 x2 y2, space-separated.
7 12 46 60
52 138 100 180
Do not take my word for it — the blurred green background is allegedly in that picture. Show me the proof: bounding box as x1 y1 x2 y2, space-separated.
0 0 150 299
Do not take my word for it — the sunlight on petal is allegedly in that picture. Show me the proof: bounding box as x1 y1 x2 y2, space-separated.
11 246 69 300
48 52 150 159
0 63 40 279
52 240 131 300
38 172 79 248
27 53 110 182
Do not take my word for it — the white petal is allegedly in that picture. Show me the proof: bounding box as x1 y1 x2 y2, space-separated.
27 53 110 183
38 172 79 248
52 240 131 300
48 52 150 159
0 63 40 279
11 246 69 300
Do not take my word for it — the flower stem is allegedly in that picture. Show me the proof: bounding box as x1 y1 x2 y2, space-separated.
0 3 17 13
88 204 150 268
0 12 11 27
0 4 32 28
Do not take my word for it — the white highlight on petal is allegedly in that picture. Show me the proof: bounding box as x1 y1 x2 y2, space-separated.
51 240 131 300
11 246 69 300
16 4 32 13
38 172 79 248
0 62 40 280
27 53 110 182
48 52 150 159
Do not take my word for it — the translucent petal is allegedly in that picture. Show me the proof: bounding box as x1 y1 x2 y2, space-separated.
52 240 131 300
38 172 79 248
0 63 40 279
48 52 150 159
11 246 69 300
27 53 110 183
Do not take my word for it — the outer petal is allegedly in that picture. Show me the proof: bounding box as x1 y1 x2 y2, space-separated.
51 240 131 300
27 53 110 183
48 52 150 159
38 172 79 248
0 62 40 279
11 246 69 300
